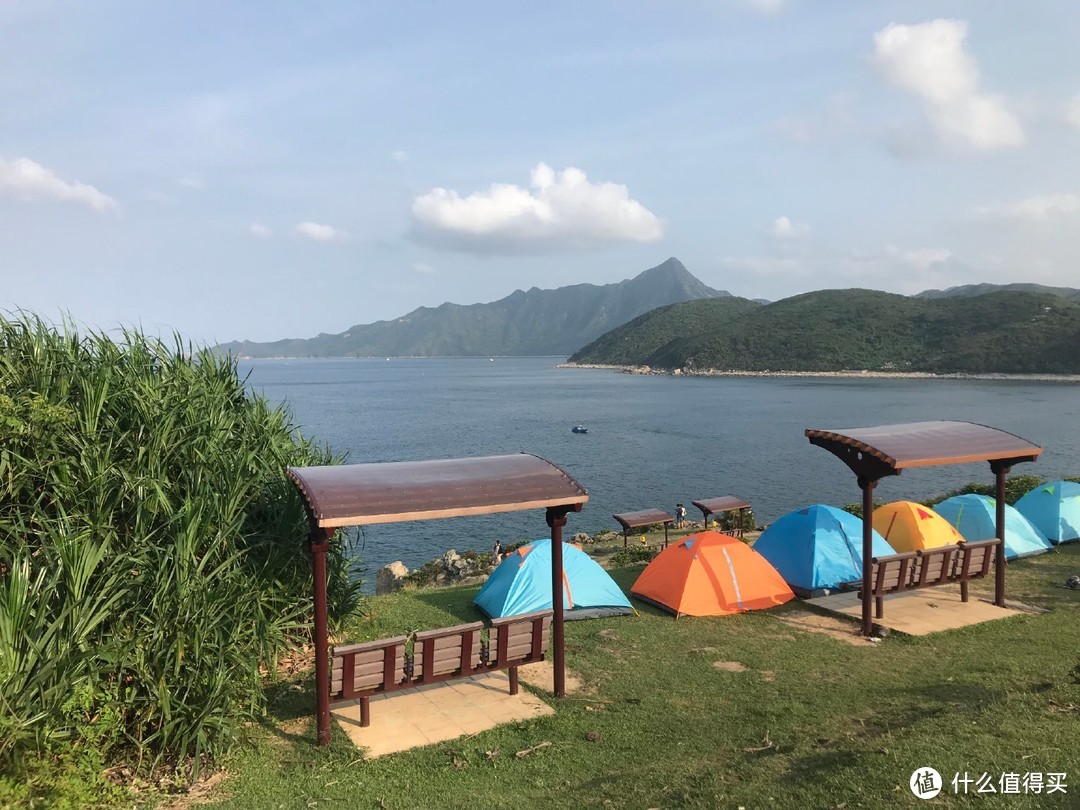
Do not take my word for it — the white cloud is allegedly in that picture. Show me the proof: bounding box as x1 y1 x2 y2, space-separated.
249 222 273 239
976 193 1080 222
410 163 663 253
1064 95 1080 132
872 19 1023 151
0 156 118 212
412 262 435 275
295 221 348 242
770 216 810 239
178 175 204 190
391 150 409 163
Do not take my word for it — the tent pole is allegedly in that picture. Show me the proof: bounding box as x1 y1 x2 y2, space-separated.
992 462 1011 607
311 526 334 746
859 477 877 637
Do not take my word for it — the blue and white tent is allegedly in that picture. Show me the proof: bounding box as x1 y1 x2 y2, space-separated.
933 494 1052 560
753 504 896 598
474 539 633 620
1015 481 1080 545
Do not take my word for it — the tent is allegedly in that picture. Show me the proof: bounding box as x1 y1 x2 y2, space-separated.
630 530 794 618
933 494 1052 560
871 501 963 553
1015 481 1080 545
474 539 633 620
753 504 897 598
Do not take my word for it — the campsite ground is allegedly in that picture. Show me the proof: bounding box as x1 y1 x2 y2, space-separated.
202 539 1080 809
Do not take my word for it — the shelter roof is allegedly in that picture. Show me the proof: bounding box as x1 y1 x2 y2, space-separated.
805 420 1041 473
288 453 588 528
613 509 674 530
691 496 752 515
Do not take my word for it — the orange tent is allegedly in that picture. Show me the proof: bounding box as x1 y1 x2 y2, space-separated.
631 530 794 618
872 501 963 553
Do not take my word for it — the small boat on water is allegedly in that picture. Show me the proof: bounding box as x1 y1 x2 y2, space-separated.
572 425 589 434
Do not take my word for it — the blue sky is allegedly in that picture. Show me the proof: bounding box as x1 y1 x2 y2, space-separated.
2 1 1079 343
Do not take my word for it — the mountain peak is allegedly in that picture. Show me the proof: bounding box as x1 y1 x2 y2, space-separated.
630 257 729 298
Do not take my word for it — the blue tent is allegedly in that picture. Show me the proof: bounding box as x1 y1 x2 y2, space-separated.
474 539 633 620
752 504 896 597
1015 481 1080 545
933 494 1052 560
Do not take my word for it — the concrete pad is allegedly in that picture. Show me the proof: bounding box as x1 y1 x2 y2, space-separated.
804 585 1028 636
331 671 554 758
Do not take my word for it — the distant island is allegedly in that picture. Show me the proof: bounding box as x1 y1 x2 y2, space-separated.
569 288 1080 375
215 258 725 358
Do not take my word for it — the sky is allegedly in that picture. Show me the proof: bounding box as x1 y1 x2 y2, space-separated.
2 1 1079 345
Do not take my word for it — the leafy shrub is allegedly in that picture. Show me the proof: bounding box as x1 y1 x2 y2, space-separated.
0 316 359 781
611 546 657 566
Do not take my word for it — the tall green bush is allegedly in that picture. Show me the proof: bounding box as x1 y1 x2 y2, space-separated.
0 316 359 776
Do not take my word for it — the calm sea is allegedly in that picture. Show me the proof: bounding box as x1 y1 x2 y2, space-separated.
241 358 1080 583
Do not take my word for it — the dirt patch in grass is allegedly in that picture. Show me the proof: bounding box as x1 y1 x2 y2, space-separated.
157 771 230 809
518 660 585 694
712 661 748 672
769 608 878 647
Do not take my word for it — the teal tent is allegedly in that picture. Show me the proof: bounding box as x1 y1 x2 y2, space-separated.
933 494 1052 560
1015 481 1080 545
753 504 895 598
474 539 632 620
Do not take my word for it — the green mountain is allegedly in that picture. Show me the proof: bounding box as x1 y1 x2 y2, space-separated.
568 296 762 365
916 282 1080 303
571 289 1080 374
216 258 727 358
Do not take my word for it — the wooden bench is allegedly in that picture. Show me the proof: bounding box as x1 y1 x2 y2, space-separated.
860 539 1001 620
330 610 552 727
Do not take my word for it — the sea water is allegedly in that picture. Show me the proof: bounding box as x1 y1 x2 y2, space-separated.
242 357 1080 584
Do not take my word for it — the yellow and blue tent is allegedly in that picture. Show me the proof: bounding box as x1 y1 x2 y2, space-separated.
872 501 963 553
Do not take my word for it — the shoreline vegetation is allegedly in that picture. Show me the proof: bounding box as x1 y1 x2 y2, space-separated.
557 361 1080 383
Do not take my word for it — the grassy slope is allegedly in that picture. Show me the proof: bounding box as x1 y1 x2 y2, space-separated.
208 543 1080 810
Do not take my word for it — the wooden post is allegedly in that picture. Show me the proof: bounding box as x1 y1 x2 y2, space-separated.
311 527 334 746
859 477 877 637
547 508 568 698
992 462 1011 607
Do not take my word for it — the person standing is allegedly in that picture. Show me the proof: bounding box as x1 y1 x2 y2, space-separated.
675 503 686 528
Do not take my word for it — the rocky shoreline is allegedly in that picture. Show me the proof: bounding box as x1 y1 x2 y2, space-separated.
557 362 1080 383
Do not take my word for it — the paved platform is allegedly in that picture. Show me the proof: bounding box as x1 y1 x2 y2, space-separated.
331 670 554 758
804 585 1028 636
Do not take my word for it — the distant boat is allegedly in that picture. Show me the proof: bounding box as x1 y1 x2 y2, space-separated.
572 425 589 434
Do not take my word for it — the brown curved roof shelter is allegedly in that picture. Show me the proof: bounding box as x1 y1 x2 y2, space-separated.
288 452 589 746
806 420 1041 636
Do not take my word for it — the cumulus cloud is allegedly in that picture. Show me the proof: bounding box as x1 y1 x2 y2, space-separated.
976 193 1080 222
1064 95 1080 132
295 221 348 242
410 163 663 253
770 216 810 239
0 156 118 212
872 19 1023 151
249 222 273 239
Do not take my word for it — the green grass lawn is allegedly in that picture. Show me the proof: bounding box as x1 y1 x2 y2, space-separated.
206 544 1080 809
